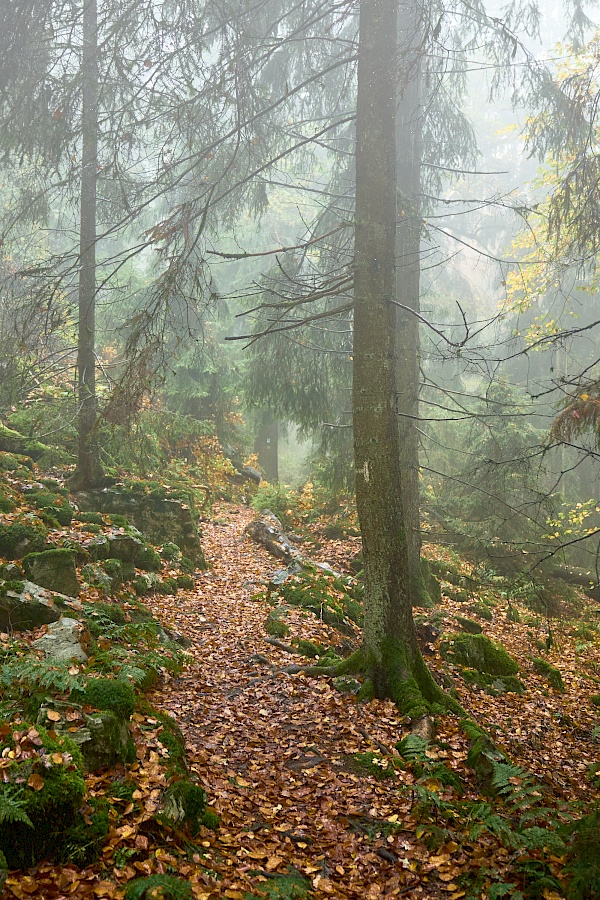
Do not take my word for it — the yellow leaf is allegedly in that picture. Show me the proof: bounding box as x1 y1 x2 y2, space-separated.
266 855 283 871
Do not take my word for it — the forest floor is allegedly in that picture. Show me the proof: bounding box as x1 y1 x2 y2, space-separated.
4 501 600 899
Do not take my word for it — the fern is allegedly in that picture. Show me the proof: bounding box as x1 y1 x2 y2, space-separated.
1 657 86 696
0 787 33 828
396 733 429 762
124 874 193 900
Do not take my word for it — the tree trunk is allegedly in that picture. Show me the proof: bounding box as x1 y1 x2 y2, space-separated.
395 4 429 605
254 412 279 483
71 0 103 489
352 0 447 714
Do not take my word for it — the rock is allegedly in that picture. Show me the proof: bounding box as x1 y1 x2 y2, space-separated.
80 563 113 593
74 488 206 565
33 617 88 662
37 701 134 772
107 531 144 562
0 563 24 580
22 548 80 597
440 633 519 676
269 561 303 587
245 517 300 561
0 580 82 632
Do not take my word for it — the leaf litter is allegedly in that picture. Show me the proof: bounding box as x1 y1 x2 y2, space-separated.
4 504 600 898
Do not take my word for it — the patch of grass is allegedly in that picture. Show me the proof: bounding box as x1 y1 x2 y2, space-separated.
346 752 399 779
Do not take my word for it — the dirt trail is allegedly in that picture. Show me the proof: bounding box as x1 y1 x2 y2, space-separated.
144 506 447 899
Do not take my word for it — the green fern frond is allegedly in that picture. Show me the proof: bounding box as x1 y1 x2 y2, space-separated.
0 787 34 828
395 733 428 762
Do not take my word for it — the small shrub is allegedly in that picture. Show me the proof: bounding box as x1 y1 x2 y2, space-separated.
176 574 194 590
251 483 298 527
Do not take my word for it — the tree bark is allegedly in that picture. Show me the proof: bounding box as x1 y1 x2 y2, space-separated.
350 0 457 717
72 0 103 489
395 4 428 605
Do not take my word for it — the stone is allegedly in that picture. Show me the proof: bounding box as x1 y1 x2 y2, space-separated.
22 548 80 597
74 488 205 565
33 617 88 662
37 701 134 772
107 531 144 562
245 516 300 561
0 580 82 632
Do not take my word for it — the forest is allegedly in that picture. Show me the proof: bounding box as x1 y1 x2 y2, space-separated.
2 0 600 897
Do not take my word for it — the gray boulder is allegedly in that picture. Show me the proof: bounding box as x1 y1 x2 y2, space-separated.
33 617 88 662
245 515 300 561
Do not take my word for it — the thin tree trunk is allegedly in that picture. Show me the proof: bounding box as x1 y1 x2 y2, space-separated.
73 0 103 488
395 3 426 604
254 412 279 483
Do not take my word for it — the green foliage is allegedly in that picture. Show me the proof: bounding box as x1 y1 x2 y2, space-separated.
265 607 289 638
179 556 194 575
136 544 162 572
0 656 86 711
138 704 188 777
266 568 363 633
441 633 519 676
566 810 600 899
124 874 194 900
348 752 398 779
292 638 328 659
75 511 105 525
161 542 181 561
83 678 136 719
0 724 86 868
21 484 73 526
0 785 34 828
176 574 194 590
0 521 47 559
531 657 565 692
251 483 298 527
159 780 207 834
57 798 110 866
244 869 313 900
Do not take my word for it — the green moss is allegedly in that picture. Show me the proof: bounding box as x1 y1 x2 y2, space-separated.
0 522 47 559
75 511 105 525
469 602 494 621
175 574 194 591
532 657 565 692
159 780 207 834
109 514 133 529
161 543 181 561
454 615 483 634
138 704 188 777
58 797 110 866
22 485 73 526
0 724 86 868
103 557 124 587
179 556 194 574
0 451 33 472
0 578 25 594
267 569 362 633
292 639 327 659
159 577 178 595
83 678 136 719
591 694 600 707
440 633 519 676
347 752 398 779
83 601 127 629
460 668 525 695
136 544 162 572
265 607 289 638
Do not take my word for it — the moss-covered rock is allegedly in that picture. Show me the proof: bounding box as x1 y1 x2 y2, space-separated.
136 544 162 572
21 483 74 526
0 521 47 559
159 780 207 834
81 563 113 593
0 451 33 472
176 573 195 591
0 723 86 868
23 548 80 597
161 542 181 561
532 657 565 692
441 633 519 676
37 699 135 772
0 578 64 632
454 615 483 634
57 797 110 866
265 607 289 637
460 668 525 695
83 677 136 719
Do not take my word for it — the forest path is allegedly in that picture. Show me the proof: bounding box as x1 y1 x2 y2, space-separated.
143 505 444 900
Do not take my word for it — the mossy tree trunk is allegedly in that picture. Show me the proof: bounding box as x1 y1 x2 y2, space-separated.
352 0 453 717
72 0 103 490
